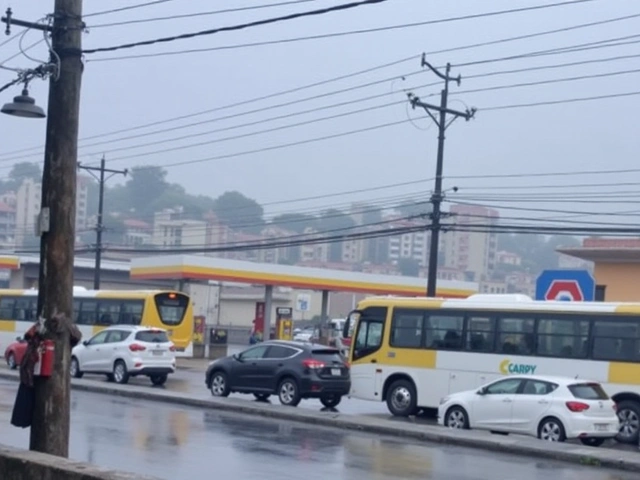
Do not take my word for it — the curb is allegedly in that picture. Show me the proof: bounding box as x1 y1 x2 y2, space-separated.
1 370 639 473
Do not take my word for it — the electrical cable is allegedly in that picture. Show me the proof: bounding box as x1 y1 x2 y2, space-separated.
481 89 640 111
81 0 392 55
84 0 175 18
89 1 321 28
84 0 599 61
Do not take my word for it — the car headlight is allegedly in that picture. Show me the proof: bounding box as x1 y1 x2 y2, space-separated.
439 396 450 405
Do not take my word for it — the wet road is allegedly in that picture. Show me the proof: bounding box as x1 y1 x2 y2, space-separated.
0 379 636 480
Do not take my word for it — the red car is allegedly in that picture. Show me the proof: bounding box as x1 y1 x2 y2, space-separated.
4 336 27 370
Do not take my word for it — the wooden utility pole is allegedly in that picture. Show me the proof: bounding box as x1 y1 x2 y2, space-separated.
78 157 127 289
25 0 83 457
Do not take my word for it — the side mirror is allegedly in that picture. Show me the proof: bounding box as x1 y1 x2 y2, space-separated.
233 353 243 362
477 387 487 396
82 340 89 346
15 336 21 342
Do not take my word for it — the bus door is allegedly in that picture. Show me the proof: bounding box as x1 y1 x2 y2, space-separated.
348 307 387 401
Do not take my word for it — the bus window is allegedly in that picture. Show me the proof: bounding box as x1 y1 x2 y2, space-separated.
497 317 535 355
154 293 189 326
426 314 463 350
390 310 424 348
120 300 144 325
592 320 640 362
78 301 97 325
466 316 495 352
537 318 588 358
0 296 16 319
15 298 36 321
97 300 120 325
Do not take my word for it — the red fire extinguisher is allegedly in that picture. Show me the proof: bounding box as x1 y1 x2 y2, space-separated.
34 340 54 377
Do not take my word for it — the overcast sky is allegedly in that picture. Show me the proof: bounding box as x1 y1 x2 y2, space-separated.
0 0 637 230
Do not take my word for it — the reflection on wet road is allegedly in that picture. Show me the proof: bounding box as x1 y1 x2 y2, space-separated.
0 379 635 480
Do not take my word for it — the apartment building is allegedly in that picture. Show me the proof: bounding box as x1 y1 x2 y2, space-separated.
151 208 207 248
441 204 499 282
14 177 89 247
299 227 328 263
0 202 15 248
387 219 429 266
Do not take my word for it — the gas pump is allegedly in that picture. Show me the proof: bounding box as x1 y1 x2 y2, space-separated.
275 307 293 340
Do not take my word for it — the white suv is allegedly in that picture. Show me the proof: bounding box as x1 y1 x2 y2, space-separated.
70 325 176 386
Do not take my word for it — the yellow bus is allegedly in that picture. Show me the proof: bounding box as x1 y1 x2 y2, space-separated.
344 293 640 444
0 287 194 355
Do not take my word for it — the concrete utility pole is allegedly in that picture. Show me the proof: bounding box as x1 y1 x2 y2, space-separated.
2 0 84 457
78 156 127 289
408 54 476 298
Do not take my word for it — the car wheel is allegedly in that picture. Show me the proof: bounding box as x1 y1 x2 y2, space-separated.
209 371 230 397
386 379 417 417
70 357 83 379
278 378 301 407
538 417 566 442
6 352 16 370
580 437 606 447
320 394 342 409
113 360 129 385
150 374 168 386
445 406 470 430
254 393 270 401
616 400 640 444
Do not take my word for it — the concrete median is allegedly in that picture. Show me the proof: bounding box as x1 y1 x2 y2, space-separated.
0 444 161 480
1 369 639 473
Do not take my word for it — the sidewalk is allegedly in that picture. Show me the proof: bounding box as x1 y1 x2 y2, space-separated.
1 369 639 474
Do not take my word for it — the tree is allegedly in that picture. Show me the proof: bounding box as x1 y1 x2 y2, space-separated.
271 213 316 233
397 200 431 218
397 258 420 277
125 166 168 214
213 191 264 233
1 162 42 193
317 209 356 262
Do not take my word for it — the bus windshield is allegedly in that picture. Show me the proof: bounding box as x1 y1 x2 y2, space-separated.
154 293 189 326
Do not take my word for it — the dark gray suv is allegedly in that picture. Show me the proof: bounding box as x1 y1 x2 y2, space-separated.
205 340 350 408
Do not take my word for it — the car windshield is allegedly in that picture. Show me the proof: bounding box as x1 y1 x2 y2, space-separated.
568 382 609 400
135 330 169 343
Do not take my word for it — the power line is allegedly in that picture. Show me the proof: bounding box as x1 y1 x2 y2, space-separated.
79 67 640 163
58 54 640 163
481 89 640 111
85 0 599 61
3 9 627 159
89 1 321 28
84 0 174 18
81 0 392 55
0 55 419 160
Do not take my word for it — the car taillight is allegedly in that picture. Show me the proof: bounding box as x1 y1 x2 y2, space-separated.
129 343 146 352
302 359 325 369
169 344 176 352
566 401 590 412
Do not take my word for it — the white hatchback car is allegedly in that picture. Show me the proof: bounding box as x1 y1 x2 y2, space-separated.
71 325 176 386
438 375 620 446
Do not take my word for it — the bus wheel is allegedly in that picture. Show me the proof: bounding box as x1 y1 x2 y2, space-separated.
616 401 640 444
386 379 417 417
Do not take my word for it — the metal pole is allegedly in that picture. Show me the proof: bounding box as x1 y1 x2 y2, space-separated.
30 0 84 458
94 156 105 289
264 285 273 341
426 67 450 297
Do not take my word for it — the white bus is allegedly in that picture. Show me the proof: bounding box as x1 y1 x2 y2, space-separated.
344 294 640 444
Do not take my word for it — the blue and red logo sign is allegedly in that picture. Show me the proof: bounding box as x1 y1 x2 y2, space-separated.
535 270 595 302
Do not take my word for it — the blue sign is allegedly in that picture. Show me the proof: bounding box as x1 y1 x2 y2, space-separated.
535 269 595 301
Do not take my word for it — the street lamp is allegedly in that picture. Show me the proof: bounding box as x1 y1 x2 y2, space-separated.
1 87 46 118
